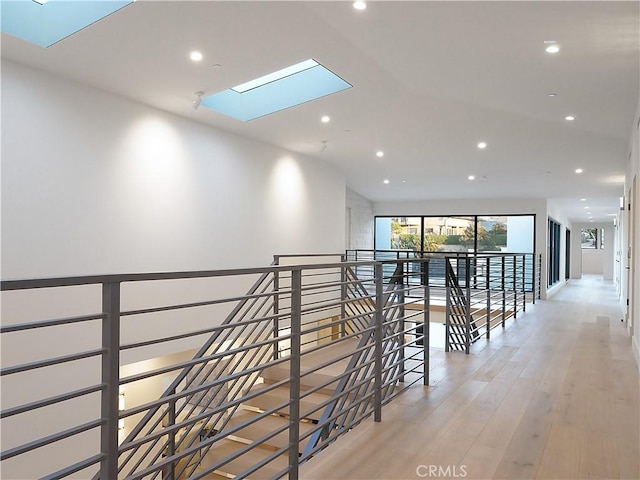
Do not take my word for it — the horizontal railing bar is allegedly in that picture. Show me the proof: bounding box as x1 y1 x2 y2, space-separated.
0 418 104 460
121 333 289 385
0 384 105 419
120 289 277 317
0 313 105 334
1 260 376 291
121 358 291 419
119 308 286 352
41 453 105 480
119 388 291 455
0 348 105 376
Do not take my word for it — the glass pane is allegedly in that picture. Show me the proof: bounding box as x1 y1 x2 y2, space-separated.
375 217 422 252
581 228 597 249
422 216 474 252
477 215 534 253
600 228 604 249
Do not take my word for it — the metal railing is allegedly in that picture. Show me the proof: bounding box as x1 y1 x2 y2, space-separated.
0 255 429 480
444 254 533 353
346 250 540 354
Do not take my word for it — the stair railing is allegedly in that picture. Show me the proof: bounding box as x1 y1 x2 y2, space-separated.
1 256 431 480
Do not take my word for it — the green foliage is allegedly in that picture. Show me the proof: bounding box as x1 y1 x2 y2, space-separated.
443 235 462 245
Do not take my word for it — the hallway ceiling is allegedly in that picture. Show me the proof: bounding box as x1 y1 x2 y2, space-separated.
2 1 638 223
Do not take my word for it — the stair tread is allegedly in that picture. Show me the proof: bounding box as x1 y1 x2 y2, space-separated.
262 338 361 391
245 384 333 421
201 438 289 479
226 410 315 450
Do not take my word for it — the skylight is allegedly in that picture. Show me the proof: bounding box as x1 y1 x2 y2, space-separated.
202 59 352 122
1 0 133 48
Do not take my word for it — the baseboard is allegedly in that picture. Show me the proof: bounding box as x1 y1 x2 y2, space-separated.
633 334 640 371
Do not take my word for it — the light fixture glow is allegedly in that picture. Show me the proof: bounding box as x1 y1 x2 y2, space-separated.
477 142 487 149
580 198 587 201
232 59 318 93
383 179 390 184
321 115 330 123
376 151 384 158
548 93 558 97
353 1 367 10
584 206 589 209
545 44 560 54
565 115 575 121
575 168 583 174
468 175 476 181
190 51 203 62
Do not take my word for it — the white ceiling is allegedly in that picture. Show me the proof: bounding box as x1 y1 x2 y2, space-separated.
2 0 638 223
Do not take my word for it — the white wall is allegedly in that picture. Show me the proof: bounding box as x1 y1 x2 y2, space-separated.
0 61 347 479
345 187 374 250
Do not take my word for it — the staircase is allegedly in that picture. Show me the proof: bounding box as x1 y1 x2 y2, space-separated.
192 338 359 479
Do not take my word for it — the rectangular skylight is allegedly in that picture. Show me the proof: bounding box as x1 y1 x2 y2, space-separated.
231 59 319 93
202 59 352 122
1 0 133 48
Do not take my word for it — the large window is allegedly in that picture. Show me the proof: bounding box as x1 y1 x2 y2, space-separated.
375 215 535 253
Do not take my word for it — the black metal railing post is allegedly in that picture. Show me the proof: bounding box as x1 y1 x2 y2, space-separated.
288 268 302 480
374 262 383 423
341 254 347 338
512 256 518 318
501 256 506 327
166 388 177 480
100 282 121 480
399 261 405 383
423 259 430 385
445 259 451 353
273 256 280 360
465 257 471 354
486 256 491 339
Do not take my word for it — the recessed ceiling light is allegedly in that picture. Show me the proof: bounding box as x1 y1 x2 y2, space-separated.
584 206 589 209
321 115 330 123
383 179 390 184
190 51 203 62
575 168 583 174
376 151 384 158
477 142 487 149
353 1 367 10
565 115 575 121
548 93 558 97
545 44 560 54
468 175 475 181
581 198 587 201
402 180 407 183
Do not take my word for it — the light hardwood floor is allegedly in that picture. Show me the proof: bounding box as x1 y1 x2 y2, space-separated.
300 275 640 480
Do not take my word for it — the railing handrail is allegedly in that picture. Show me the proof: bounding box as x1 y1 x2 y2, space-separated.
0 260 377 291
